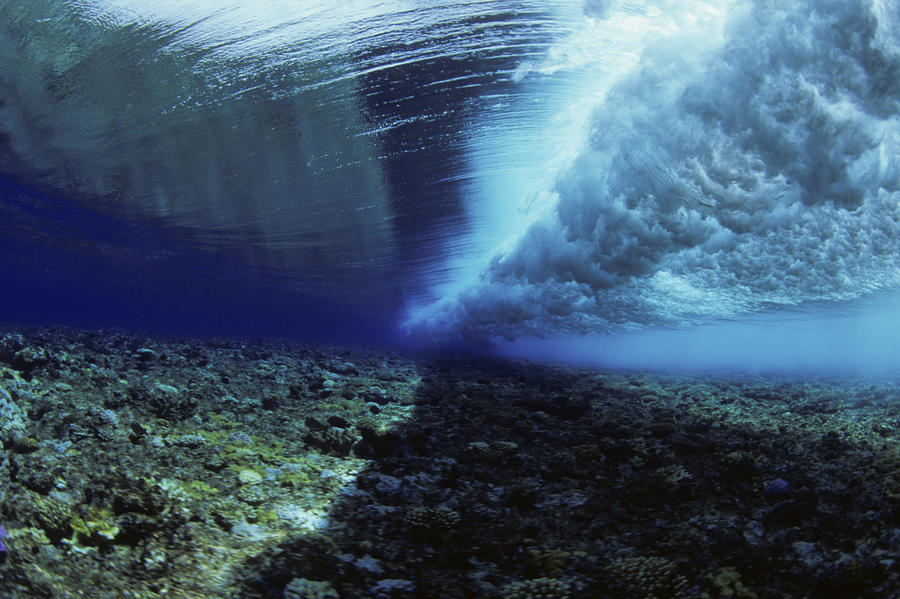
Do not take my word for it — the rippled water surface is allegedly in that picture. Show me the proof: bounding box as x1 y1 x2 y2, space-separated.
2 0 900 370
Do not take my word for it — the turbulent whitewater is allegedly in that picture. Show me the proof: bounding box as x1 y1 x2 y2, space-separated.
409 0 900 341
1 0 899 354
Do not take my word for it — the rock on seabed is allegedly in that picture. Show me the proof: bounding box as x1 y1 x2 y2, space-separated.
0 326 897 597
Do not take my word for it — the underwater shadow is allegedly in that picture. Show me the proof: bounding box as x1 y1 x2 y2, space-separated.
230 353 900 598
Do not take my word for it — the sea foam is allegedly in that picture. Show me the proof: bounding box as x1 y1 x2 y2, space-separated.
408 0 900 343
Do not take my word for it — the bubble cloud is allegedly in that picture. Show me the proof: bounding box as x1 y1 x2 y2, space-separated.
408 0 900 342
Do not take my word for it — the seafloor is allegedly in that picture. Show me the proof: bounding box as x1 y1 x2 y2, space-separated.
0 327 898 598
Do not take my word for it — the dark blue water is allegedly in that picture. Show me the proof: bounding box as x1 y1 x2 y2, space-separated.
2 0 900 372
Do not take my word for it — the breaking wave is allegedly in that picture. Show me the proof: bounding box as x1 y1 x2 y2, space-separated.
407 0 900 342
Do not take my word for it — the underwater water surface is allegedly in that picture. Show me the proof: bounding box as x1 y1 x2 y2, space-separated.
2 0 900 373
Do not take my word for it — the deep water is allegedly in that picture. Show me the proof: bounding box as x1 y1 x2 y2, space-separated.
2 0 900 373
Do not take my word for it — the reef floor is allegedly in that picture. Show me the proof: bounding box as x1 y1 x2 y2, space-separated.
0 326 898 598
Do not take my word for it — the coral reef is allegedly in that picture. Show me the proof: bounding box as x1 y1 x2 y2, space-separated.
501 577 570 599
0 327 898 597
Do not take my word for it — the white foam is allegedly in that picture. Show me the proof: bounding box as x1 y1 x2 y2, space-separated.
407 0 900 343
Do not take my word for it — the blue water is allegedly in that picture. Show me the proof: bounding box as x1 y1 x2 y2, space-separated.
1 0 899 372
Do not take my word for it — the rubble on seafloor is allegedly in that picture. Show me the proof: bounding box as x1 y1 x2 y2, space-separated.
0 326 899 598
